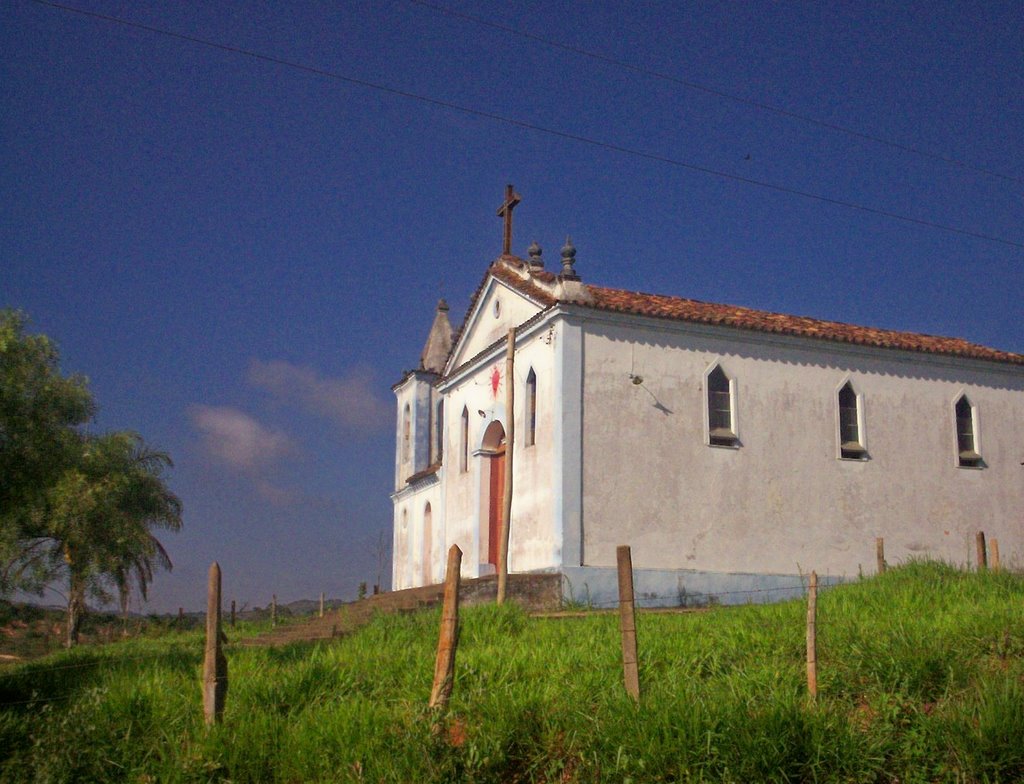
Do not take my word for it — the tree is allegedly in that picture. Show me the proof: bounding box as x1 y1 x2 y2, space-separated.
45 432 182 646
112 533 173 634
1 310 182 644
0 310 94 593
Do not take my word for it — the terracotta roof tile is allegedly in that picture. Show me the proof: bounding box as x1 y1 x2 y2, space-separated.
582 285 1023 366
450 260 1021 370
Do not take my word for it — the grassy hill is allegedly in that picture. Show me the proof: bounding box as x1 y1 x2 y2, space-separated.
2 561 1023 782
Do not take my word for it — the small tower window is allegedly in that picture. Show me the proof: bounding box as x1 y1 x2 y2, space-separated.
838 382 867 459
434 400 444 464
955 395 982 467
707 365 738 446
460 406 469 473
402 404 411 462
525 369 537 447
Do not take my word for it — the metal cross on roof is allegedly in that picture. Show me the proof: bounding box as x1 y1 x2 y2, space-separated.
496 184 521 256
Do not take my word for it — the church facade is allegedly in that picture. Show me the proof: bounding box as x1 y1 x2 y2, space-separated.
391 213 1024 604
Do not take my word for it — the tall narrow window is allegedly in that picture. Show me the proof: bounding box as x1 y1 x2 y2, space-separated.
435 400 444 464
460 406 469 473
402 404 411 462
838 382 867 459
707 366 737 446
525 369 537 447
425 399 433 465
955 395 982 467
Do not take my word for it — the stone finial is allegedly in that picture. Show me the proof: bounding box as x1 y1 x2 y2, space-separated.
560 236 579 280
527 241 543 269
437 298 449 312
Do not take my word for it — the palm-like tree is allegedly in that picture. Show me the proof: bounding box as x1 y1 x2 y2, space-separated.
112 533 173 633
46 431 182 646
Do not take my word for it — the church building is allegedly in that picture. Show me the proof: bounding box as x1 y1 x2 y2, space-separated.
391 188 1024 604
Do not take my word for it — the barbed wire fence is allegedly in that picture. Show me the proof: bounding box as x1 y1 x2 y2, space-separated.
0 531 1007 715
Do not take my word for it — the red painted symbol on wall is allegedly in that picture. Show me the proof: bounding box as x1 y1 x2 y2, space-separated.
490 365 502 398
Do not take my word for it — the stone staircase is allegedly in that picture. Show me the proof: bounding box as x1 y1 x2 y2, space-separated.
244 572 562 646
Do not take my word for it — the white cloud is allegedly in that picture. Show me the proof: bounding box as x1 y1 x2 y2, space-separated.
247 359 389 430
188 405 295 470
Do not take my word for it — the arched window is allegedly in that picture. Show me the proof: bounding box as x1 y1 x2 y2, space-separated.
402 403 411 462
838 382 867 459
706 365 738 446
525 369 537 447
460 406 469 472
955 395 982 467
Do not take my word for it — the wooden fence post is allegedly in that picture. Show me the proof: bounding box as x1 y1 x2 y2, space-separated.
876 538 886 574
203 562 228 725
806 570 818 700
497 327 516 605
429 544 463 710
319 592 325 618
976 531 987 570
230 599 236 628
617 545 640 702
271 594 277 627
991 539 1001 573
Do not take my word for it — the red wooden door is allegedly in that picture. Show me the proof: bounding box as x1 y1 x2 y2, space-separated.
487 444 506 566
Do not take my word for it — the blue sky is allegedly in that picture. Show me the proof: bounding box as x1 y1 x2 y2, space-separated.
2 0 1021 612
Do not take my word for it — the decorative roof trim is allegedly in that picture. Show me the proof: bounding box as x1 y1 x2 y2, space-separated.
485 270 1023 367
391 368 440 392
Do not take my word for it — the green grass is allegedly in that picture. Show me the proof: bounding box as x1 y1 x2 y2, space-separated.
2 561 1024 782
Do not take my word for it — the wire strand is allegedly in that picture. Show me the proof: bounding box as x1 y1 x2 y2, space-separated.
408 0 1024 188
27 0 1024 251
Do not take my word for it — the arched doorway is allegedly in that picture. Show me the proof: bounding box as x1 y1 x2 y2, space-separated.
480 420 506 569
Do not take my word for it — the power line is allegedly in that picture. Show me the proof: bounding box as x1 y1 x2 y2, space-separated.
28 0 1024 251
408 0 1024 188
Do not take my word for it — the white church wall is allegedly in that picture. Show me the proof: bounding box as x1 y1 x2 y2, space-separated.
438 376 483 578
391 479 443 590
579 313 1024 583
505 328 559 573
393 373 435 491
438 317 562 580
553 316 585 571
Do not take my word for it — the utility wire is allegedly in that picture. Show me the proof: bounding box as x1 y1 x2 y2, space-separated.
409 0 1024 188
29 0 1024 251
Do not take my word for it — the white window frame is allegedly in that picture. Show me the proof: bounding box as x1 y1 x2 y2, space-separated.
953 392 983 469
702 361 740 448
835 378 868 460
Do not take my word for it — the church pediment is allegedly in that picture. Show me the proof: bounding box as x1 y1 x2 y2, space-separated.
445 264 550 373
